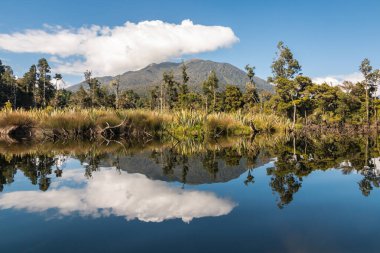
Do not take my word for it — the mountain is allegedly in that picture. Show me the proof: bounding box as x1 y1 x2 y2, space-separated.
69 59 273 94
97 150 272 185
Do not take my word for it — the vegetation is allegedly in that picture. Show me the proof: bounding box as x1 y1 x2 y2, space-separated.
0 108 289 142
0 40 379 142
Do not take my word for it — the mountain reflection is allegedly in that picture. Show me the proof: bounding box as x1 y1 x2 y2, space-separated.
0 168 236 222
1 134 380 210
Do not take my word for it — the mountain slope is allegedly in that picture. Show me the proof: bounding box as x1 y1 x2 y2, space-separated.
69 59 273 94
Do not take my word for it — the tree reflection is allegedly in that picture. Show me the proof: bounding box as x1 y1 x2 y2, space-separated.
202 150 219 179
0 154 58 191
1 134 380 203
266 134 380 207
244 169 254 186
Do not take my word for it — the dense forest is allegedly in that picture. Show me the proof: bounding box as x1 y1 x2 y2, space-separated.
0 41 379 129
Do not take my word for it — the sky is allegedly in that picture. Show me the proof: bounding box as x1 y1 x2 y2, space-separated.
0 0 379 86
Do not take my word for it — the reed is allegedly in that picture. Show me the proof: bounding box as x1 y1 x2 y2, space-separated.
0 108 289 141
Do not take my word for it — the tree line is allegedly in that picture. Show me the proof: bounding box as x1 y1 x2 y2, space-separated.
1 41 379 127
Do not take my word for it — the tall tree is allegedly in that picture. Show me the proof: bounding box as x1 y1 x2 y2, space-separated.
180 61 189 95
163 71 179 109
84 70 100 107
243 64 260 109
37 58 52 108
0 65 17 108
0 60 5 83
224 85 244 112
359 58 380 124
110 76 121 109
150 86 160 110
202 70 219 112
270 41 302 81
269 41 302 128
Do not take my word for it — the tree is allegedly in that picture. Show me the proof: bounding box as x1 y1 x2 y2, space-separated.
70 86 91 108
5 66 17 109
269 42 303 128
110 76 121 109
0 60 5 82
177 62 191 109
180 61 189 95
202 70 218 112
150 86 160 110
0 65 17 108
163 71 179 109
243 64 260 110
118 89 141 109
269 41 302 81
359 58 380 124
19 65 37 95
54 89 71 109
224 85 243 112
84 70 101 107
37 58 52 108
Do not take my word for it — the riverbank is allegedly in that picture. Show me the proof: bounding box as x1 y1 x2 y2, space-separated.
0 109 290 142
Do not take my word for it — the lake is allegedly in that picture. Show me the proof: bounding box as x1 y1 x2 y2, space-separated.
0 135 379 253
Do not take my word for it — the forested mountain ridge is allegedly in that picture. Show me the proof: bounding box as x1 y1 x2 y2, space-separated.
69 59 273 94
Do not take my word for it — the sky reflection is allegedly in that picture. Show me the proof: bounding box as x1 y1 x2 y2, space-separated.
0 168 236 223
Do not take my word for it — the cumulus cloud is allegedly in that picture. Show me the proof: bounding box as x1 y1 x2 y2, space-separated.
312 72 363 86
0 168 236 223
0 20 239 76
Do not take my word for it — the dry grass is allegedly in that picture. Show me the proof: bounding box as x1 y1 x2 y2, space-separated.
0 110 36 128
246 113 291 133
0 108 289 140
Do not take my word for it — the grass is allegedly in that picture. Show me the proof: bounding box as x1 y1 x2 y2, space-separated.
0 110 36 128
247 113 290 133
0 108 290 141
206 113 251 136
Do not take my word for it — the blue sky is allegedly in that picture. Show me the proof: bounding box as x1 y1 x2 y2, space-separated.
0 0 379 85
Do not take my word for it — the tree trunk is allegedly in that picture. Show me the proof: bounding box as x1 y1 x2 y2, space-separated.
160 82 163 113
365 86 369 125
292 102 296 129
213 89 216 112
304 110 307 126
43 70 46 108
205 96 208 113
12 80 16 109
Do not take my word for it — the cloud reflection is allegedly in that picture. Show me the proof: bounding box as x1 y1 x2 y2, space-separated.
0 169 236 223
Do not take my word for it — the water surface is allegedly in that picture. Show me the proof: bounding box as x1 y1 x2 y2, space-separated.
0 136 379 252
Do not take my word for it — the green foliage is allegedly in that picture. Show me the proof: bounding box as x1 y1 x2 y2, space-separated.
202 70 219 112
224 85 243 112
118 90 141 109
1 46 379 131
4 100 12 111
270 41 302 81
205 113 251 137
180 62 189 95
163 71 179 109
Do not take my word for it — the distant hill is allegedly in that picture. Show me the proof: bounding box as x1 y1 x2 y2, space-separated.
69 59 273 94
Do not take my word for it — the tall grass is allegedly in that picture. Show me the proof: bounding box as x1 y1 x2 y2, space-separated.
0 110 36 128
0 108 290 141
246 113 290 133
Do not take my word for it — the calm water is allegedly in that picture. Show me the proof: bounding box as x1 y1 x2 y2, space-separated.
0 136 379 253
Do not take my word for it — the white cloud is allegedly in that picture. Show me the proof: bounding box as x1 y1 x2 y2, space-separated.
0 168 236 223
0 20 239 77
312 72 363 86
